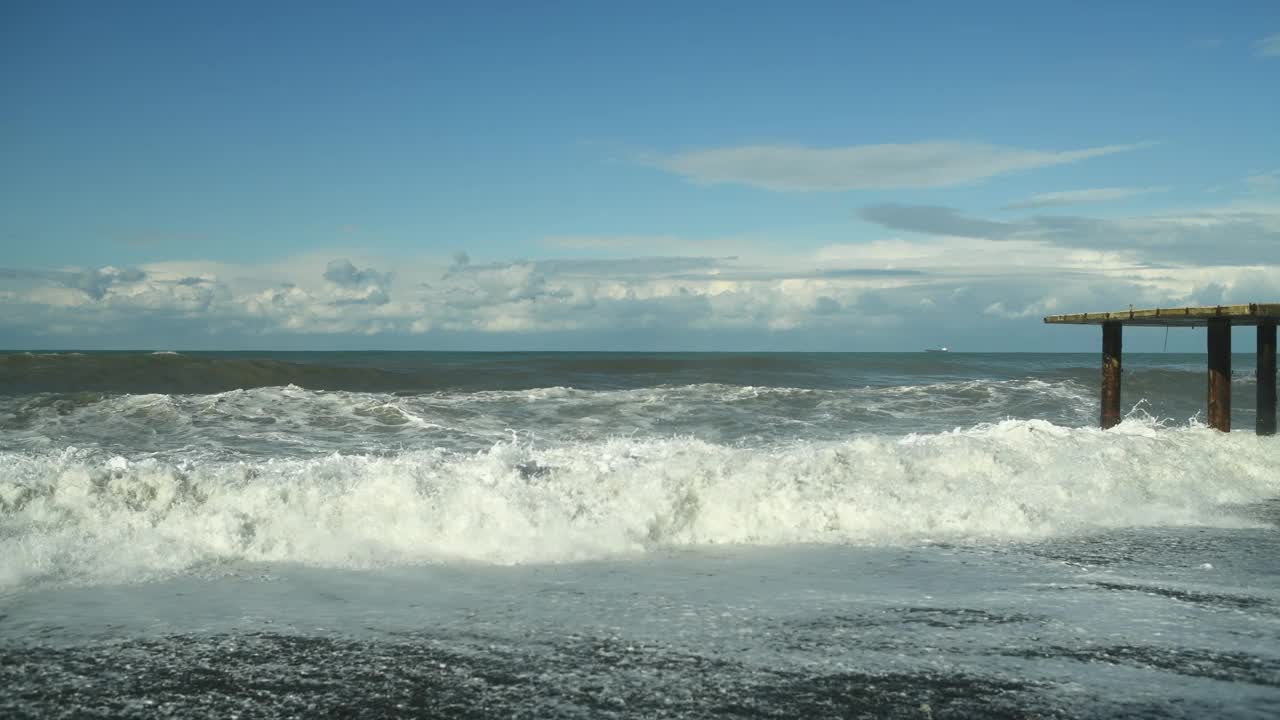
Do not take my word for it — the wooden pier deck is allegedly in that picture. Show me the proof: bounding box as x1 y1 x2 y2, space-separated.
1044 303 1278 434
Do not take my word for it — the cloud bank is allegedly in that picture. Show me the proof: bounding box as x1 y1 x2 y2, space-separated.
2 190 1276 350
3 229 1276 351
857 201 1280 265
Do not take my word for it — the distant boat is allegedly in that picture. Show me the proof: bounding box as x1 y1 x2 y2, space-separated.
925 347 950 353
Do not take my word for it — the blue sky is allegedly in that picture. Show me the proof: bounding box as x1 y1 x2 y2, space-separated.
2 1 1278 350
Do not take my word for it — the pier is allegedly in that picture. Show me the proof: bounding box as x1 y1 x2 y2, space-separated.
1044 303 1279 434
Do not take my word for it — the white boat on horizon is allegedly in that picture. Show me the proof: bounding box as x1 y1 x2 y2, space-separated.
924 347 950 353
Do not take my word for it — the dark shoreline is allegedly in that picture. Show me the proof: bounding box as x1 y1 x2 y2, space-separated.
6 631 1266 720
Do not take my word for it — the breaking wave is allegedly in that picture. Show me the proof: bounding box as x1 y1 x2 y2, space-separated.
3 420 1276 589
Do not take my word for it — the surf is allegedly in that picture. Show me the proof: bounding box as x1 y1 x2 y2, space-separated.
2 419 1276 590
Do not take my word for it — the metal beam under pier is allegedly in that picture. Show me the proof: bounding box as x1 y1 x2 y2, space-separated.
1259 321 1277 436
1101 322 1122 429
1207 319 1231 432
1044 304 1280 434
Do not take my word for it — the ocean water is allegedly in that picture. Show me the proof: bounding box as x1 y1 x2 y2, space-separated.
1 351 1277 718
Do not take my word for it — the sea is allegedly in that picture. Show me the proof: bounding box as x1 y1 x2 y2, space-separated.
1 351 1277 718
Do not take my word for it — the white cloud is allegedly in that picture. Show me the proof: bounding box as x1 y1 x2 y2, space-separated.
3 247 1273 350
322 258 392 305
2 199 1276 349
651 141 1152 191
0 251 932 343
0 266 149 300
1255 32 1280 58
1002 186 1169 210
323 258 390 288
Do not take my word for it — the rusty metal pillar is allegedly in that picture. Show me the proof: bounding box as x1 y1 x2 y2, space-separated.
1207 319 1231 432
1101 321 1122 429
1259 321 1277 436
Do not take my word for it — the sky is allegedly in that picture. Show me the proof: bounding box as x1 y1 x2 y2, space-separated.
1 0 1278 351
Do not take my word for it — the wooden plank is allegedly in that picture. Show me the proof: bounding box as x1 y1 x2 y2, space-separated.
1207 319 1231 432
1044 303 1280 327
1259 321 1277 437
1101 322 1122 429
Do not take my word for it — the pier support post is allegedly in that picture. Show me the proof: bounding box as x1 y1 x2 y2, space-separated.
1207 319 1231 432
1101 321 1122 429
1259 321 1277 436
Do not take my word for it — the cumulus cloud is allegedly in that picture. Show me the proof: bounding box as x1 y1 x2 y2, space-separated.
652 141 1151 191
2 252 1273 349
66 267 147 300
2 197 1277 349
322 258 392 305
1002 186 1168 210
2 251 935 343
323 258 390 288
0 266 149 300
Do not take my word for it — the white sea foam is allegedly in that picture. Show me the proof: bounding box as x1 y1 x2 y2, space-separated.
1 419 1276 589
